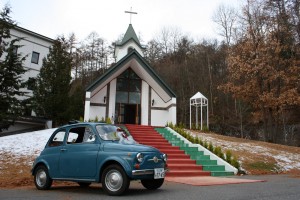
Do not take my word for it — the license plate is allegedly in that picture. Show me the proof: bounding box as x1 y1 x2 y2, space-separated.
154 168 165 179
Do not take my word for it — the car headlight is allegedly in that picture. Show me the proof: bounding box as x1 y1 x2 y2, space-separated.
162 153 167 162
136 153 144 163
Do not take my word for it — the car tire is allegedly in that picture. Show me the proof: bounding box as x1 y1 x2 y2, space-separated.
77 182 91 187
141 178 164 190
34 165 53 190
101 164 130 196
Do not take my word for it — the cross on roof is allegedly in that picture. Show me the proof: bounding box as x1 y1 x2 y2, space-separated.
125 7 137 24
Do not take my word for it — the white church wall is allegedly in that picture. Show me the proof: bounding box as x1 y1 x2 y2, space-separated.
151 89 170 108
151 89 176 126
84 92 91 121
151 110 169 127
91 86 107 104
169 97 177 125
89 106 106 121
116 41 144 62
109 79 117 122
86 86 108 121
141 80 149 125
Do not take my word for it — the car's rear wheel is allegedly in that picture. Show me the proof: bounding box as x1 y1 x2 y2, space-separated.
77 182 91 187
34 165 53 190
141 178 164 190
101 164 130 196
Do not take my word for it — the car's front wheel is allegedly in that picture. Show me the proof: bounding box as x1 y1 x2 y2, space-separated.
101 164 130 196
33 165 53 190
141 178 164 190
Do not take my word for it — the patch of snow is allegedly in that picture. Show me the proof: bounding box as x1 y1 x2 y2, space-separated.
0 128 56 157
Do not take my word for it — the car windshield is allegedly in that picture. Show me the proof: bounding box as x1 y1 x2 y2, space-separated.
96 125 119 141
96 125 136 144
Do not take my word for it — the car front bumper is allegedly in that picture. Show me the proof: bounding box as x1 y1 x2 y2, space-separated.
132 168 168 176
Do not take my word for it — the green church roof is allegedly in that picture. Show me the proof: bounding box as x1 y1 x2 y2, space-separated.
86 49 176 98
119 24 141 46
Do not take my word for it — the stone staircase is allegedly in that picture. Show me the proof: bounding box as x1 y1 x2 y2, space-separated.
125 124 234 177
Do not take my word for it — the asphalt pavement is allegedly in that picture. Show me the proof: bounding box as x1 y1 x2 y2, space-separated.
0 175 299 200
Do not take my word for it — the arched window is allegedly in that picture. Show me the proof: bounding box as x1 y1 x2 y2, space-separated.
127 47 134 54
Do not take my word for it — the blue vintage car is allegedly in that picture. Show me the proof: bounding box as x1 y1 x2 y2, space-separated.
32 122 168 196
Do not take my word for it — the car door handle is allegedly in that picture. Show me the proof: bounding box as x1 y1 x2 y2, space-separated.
60 148 67 152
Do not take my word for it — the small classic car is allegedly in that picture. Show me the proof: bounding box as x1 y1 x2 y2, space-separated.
32 122 168 196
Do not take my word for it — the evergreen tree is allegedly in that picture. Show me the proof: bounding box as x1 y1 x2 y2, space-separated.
33 37 72 126
0 5 26 132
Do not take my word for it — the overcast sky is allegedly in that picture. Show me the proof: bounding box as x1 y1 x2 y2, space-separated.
1 0 242 44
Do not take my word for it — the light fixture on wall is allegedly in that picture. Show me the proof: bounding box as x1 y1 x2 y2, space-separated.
152 99 155 106
104 96 106 103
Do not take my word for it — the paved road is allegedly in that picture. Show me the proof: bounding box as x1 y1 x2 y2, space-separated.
0 175 299 200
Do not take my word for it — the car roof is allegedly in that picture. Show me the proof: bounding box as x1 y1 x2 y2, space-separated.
58 122 108 129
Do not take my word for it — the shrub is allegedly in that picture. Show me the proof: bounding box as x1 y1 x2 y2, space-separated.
225 150 233 164
198 137 203 146
105 117 112 124
190 135 195 143
231 156 240 169
100 117 105 122
94 116 99 122
191 123 196 130
208 142 214 152
178 122 185 129
202 125 209 132
79 116 84 122
213 146 222 156
168 122 174 129
194 136 199 144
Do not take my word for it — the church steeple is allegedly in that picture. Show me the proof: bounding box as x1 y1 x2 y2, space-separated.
120 24 141 46
114 24 145 62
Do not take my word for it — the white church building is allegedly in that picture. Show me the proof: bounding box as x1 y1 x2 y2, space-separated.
84 24 177 126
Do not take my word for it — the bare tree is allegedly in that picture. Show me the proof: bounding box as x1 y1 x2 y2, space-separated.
213 4 238 45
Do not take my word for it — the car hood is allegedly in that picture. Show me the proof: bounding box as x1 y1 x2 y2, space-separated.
103 143 159 153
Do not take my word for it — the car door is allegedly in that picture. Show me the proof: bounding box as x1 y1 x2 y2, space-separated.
59 126 100 178
43 129 67 178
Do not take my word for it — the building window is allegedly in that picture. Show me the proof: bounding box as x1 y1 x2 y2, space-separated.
27 77 36 90
12 46 18 55
127 47 134 54
31 51 40 64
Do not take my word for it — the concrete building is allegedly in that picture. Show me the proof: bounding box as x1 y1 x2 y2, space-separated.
0 25 54 134
7 25 54 100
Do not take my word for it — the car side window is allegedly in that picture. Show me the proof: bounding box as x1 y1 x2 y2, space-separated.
83 127 96 142
49 131 66 147
67 126 95 144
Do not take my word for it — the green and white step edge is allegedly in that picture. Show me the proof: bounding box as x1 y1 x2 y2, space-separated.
166 127 238 175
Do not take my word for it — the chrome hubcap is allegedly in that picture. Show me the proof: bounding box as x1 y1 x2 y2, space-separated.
105 170 123 192
36 169 47 187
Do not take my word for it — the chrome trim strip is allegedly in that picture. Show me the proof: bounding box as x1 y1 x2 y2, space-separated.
132 169 168 176
132 169 154 176
148 158 162 162
53 178 96 182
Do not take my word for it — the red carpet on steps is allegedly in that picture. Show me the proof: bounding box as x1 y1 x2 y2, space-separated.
125 124 211 177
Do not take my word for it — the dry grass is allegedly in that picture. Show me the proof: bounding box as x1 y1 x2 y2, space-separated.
191 130 300 175
0 153 34 188
0 153 79 188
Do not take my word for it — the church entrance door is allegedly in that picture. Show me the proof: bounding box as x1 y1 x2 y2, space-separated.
115 68 141 125
124 104 140 124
